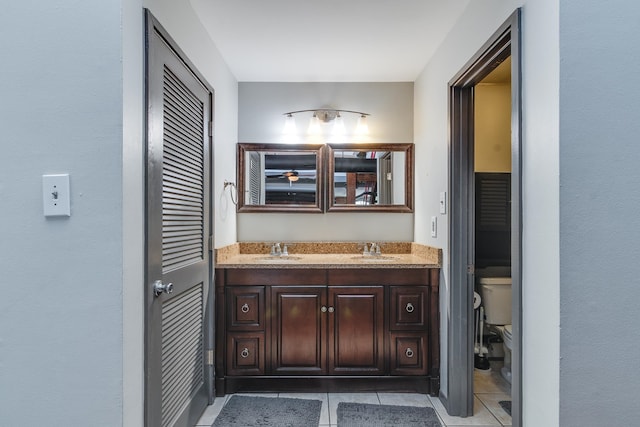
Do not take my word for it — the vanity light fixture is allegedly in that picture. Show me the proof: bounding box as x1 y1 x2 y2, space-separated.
282 109 370 140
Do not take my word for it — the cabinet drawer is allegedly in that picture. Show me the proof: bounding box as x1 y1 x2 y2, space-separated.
389 332 428 375
227 286 264 330
390 286 429 330
328 268 428 286
227 332 265 376
226 269 326 285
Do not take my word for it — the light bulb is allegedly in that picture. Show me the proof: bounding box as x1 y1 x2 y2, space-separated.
307 113 321 135
282 113 298 143
283 114 297 134
332 114 345 135
329 114 346 143
355 114 369 135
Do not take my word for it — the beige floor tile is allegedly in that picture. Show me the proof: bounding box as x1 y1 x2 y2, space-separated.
327 392 380 425
474 365 511 394
233 392 279 398
430 395 501 426
279 392 329 425
446 425 506 427
194 396 227 425
377 392 433 407
475 393 512 426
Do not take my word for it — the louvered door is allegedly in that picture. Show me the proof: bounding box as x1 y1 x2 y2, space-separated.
475 173 511 266
146 12 213 427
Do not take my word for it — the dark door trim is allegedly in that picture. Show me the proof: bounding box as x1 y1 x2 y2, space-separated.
144 9 216 427
446 9 522 425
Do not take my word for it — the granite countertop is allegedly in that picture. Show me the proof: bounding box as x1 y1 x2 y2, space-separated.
215 242 441 269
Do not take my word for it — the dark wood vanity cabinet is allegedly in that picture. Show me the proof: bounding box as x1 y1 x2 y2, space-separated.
215 267 440 396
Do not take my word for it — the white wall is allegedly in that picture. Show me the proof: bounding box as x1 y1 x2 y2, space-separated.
0 0 237 425
520 0 560 424
414 0 560 425
475 83 512 172
122 2 145 426
237 82 414 242
0 1 125 425
559 1 640 425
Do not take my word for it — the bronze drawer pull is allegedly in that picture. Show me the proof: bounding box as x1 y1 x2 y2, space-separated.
241 303 250 313
240 348 250 358
405 302 415 313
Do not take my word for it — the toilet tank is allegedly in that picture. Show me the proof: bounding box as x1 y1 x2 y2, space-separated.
479 277 512 325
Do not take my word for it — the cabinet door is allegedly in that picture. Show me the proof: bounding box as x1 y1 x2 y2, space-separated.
328 286 384 375
271 286 327 374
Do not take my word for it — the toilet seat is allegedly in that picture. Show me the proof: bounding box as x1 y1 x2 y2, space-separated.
494 325 513 349
502 325 513 349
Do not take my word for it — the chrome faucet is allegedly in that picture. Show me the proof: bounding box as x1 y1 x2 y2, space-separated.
370 242 382 256
361 242 371 256
270 243 282 256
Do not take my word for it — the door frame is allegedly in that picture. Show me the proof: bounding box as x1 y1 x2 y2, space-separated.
446 9 522 424
144 9 216 426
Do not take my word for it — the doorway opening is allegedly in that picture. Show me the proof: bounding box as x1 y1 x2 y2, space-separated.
447 10 522 426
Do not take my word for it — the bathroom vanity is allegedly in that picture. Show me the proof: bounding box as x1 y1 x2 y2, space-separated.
214 243 441 396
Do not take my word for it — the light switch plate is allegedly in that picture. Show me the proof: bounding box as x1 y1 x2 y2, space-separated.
431 216 437 238
43 174 71 217
439 191 447 214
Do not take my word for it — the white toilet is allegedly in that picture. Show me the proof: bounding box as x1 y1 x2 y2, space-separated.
478 276 513 384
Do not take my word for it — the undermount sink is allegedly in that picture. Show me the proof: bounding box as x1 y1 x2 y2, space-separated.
351 255 397 262
253 256 302 262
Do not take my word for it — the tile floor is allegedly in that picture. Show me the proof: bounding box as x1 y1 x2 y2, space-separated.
196 363 512 426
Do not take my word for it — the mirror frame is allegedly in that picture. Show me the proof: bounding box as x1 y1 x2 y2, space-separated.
236 142 325 213
327 143 414 212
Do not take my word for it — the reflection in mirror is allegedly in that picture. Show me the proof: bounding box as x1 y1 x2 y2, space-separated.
237 143 324 213
328 143 413 212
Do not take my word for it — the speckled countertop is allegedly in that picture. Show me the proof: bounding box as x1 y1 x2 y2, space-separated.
215 242 441 269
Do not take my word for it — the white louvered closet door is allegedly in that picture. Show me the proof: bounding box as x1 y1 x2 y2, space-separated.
145 12 213 427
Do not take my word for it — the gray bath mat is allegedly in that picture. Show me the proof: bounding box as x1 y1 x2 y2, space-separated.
212 395 322 426
499 400 512 416
337 402 442 427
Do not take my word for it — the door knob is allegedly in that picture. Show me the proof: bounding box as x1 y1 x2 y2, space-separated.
153 280 173 297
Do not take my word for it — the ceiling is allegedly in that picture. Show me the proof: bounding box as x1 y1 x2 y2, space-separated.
191 0 471 82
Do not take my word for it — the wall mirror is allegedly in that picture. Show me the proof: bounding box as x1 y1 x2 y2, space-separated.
327 143 414 212
237 143 325 213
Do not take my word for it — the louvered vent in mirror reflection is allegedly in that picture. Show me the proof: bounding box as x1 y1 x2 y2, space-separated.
248 151 261 204
162 65 205 272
